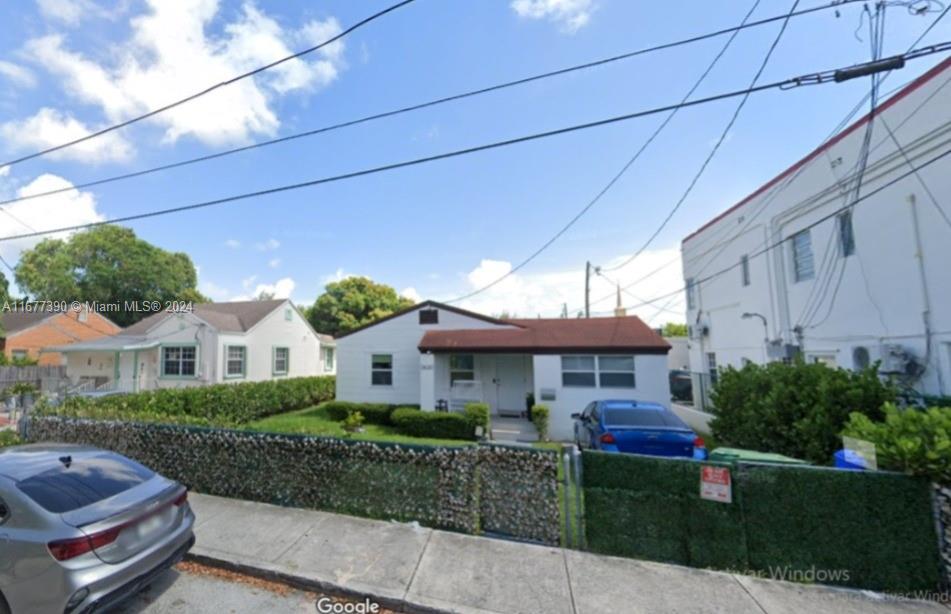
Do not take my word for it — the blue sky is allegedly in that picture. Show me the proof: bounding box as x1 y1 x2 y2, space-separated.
0 0 947 322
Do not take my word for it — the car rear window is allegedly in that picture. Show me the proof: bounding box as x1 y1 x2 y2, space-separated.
603 408 687 428
17 453 155 513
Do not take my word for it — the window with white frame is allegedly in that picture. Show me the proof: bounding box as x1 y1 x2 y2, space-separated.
707 352 718 386
162 345 197 377
225 346 246 378
449 354 475 384
323 347 335 372
740 254 750 287
598 356 635 388
272 347 289 375
561 356 596 387
791 230 815 281
838 210 855 257
685 278 696 309
11 349 28 361
371 353 392 386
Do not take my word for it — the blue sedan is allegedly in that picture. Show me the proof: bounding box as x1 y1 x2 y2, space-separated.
572 400 707 459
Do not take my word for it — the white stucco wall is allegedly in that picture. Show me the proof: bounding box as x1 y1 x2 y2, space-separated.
335 306 517 405
682 59 951 401
532 353 671 442
217 303 321 383
65 351 117 383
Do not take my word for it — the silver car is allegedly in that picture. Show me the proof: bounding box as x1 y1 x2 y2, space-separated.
0 444 195 613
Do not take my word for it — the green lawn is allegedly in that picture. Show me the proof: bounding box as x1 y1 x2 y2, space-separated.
249 405 475 447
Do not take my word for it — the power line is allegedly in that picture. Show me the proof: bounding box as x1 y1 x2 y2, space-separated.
614 140 951 315
444 0 765 304
601 0 802 274
588 4 951 312
0 0 869 209
1 46 948 245
0 0 418 170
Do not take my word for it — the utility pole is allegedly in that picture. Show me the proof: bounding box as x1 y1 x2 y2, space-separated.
584 261 591 318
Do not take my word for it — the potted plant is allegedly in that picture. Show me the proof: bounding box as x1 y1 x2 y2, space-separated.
342 411 365 435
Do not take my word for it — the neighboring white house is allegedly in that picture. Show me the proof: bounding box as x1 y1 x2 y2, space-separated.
681 56 951 409
49 299 335 392
664 337 689 371
335 300 671 441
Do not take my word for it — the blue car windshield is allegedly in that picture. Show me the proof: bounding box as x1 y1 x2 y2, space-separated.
603 408 685 428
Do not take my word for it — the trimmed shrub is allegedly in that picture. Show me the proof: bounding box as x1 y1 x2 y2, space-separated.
531 404 550 442
0 430 19 448
322 401 401 425
710 361 893 464
391 408 475 440
37 376 335 427
342 411 365 434
464 402 490 434
842 402 951 483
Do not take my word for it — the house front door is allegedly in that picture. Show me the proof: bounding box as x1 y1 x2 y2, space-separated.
492 355 529 415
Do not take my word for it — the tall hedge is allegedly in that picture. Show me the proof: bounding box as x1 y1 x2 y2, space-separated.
582 450 941 592
710 361 893 464
37 376 335 426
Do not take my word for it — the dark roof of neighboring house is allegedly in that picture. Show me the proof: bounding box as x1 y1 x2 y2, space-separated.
123 299 288 334
2 307 119 336
334 300 510 339
682 55 951 244
2 310 54 335
418 316 670 354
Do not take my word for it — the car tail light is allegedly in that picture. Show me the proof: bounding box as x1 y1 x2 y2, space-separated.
694 436 706 448
48 527 121 561
173 490 188 506
600 433 616 444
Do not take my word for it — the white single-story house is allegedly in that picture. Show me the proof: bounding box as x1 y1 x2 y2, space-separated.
48 299 335 393
335 300 671 441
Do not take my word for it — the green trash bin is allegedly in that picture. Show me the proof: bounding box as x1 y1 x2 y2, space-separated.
708 447 809 466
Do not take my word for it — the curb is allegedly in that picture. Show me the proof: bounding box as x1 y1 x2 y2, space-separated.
184 552 451 614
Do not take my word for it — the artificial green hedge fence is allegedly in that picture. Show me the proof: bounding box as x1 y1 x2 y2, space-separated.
24 415 561 544
582 450 941 592
37 376 335 426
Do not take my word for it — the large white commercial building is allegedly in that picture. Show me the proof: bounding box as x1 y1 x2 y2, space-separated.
681 57 951 408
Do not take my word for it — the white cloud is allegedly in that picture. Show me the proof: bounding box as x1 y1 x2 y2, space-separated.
241 275 257 291
401 286 421 302
0 108 134 164
0 61 36 88
510 0 594 33
224 239 241 248
254 237 280 251
0 173 105 262
23 1 347 146
268 257 281 268
199 279 231 301
35 0 113 26
321 267 350 284
233 276 295 301
452 247 684 322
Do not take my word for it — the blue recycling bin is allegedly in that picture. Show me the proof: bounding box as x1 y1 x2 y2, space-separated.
834 449 868 471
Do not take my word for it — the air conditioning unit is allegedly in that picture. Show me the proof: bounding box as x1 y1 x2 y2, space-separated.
766 341 800 361
879 344 914 375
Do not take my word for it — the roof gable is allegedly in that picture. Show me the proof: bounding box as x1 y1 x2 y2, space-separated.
122 299 288 335
334 300 513 339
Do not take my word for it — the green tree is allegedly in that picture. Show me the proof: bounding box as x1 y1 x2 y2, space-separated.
15 226 207 327
661 322 688 337
307 277 414 336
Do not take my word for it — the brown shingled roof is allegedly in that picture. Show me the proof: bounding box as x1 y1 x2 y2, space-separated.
123 299 287 334
418 316 670 354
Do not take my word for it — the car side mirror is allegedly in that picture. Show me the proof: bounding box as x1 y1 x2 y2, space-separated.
570 413 580 419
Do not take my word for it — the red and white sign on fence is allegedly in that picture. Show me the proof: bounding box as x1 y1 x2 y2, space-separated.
700 466 732 503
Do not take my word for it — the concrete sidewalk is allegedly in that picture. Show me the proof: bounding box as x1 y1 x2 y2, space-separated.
188 493 948 614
